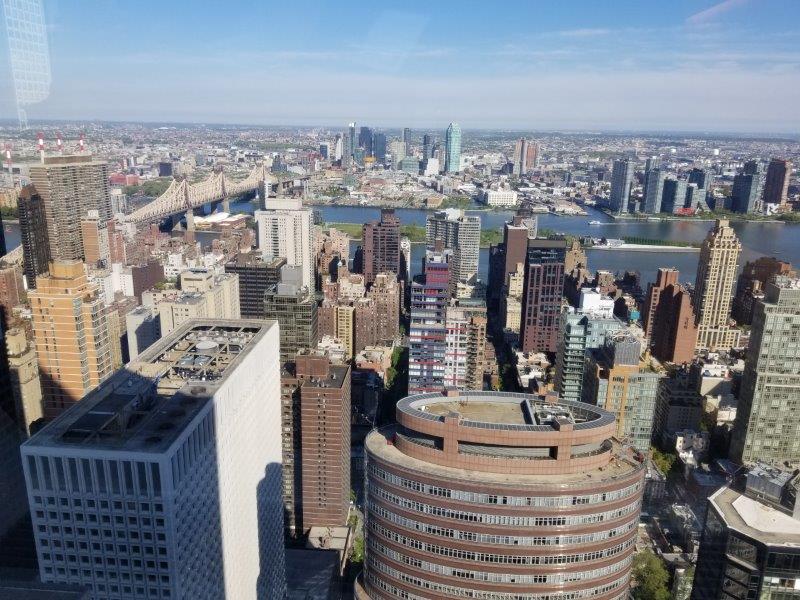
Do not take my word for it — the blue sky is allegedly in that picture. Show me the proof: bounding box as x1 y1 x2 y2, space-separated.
2 0 800 132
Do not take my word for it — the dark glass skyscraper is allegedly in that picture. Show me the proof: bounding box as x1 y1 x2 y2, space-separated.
609 159 634 214
661 177 688 214
358 126 374 156
422 134 434 159
16 184 51 289
692 470 800 600
264 280 318 363
762 158 791 206
372 132 387 163
224 254 285 318
731 172 760 213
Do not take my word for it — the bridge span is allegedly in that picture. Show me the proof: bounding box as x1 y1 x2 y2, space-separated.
124 163 305 226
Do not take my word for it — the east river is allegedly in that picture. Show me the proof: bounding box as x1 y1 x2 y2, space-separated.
4 202 795 287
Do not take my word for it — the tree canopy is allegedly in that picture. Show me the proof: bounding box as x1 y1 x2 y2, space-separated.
632 550 671 600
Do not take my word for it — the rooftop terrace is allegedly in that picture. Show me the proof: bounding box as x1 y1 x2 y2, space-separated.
398 391 613 432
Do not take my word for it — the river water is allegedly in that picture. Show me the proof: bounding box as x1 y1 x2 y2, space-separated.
304 203 796 286
4 202 794 287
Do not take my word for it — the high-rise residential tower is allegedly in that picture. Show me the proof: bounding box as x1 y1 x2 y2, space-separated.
425 209 481 286
610 159 634 214
264 268 318 363
408 251 450 393
360 390 644 600
443 299 487 391
732 256 794 325
661 177 688 214
30 260 112 420
643 267 680 338
694 220 742 351
555 289 622 402
362 209 401 285
444 122 461 173
16 184 51 288
583 331 662 452
762 158 792 206
486 213 537 313
367 272 400 344
512 137 538 175
28 155 112 263
642 167 666 214
650 284 698 364
730 277 800 465
520 239 567 353
255 198 314 291
295 352 351 530
21 320 287 599
731 161 761 214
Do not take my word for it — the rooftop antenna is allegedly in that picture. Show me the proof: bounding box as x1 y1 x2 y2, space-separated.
37 132 45 162
56 132 63 154
78 133 86 153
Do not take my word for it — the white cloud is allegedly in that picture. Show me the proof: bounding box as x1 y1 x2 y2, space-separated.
556 28 612 38
686 0 750 25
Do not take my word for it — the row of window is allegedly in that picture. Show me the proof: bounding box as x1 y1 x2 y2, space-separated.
369 520 634 566
366 559 629 600
26 454 162 498
370 486 639 527
368 503 637 547
41 568 172 599
39 535 168 561
371 538 632 585
32 496 164 514
368 463 641 508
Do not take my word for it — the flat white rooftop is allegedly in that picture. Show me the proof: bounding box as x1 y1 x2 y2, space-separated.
732 495 800 536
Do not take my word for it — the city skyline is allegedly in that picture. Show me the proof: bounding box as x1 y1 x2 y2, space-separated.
1 3 800 595
1 1 800 132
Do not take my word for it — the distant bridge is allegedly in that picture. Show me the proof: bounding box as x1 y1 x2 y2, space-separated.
124 163 305 226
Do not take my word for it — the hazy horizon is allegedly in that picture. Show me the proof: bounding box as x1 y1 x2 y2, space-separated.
2 0 800 133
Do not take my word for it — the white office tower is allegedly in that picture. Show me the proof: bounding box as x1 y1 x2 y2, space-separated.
255 198 314 290
21 319 286 600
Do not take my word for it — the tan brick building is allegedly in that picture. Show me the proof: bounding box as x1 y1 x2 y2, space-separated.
29 260 112 419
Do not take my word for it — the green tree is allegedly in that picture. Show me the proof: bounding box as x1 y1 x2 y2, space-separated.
650 446 676 475
350 536 365 565
632 550 671 600
441 195 474 210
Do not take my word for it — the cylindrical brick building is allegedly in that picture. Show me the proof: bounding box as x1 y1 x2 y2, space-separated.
361 390 644 599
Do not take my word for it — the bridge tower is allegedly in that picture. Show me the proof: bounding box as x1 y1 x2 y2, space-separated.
181 177 195 241
218 166 230 213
